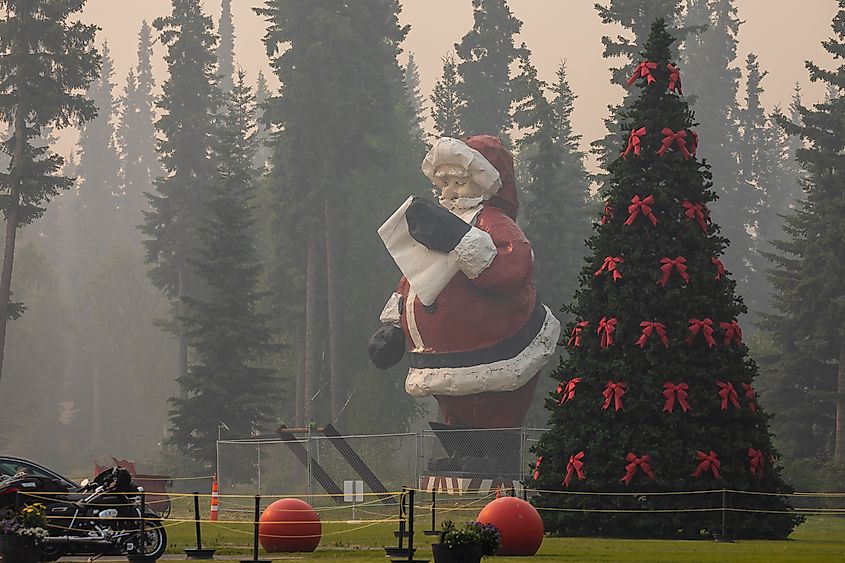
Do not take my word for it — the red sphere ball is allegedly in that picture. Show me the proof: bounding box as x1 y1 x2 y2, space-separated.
477 496 544 556
258 498 321 553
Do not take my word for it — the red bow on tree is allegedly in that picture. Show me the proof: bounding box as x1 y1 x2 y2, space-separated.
567 321 589 347
720 320 743 346
682 201 709 232
748 448 764 477
689 129 699 156
692 450 721 479
601 200 613 224
657 128 691 159
624 194 658 226
533 455 543 481
636 321 669 348
667 63 683 95
627 61 658 86
717 380 740 410
663 382 691 412
622 127 646 158
711 256 725 280
658 256 689 287
597 317 618 348
563 451 586 486
595 256 624 282
557 377 582 405
621 453 656 485
687 318 715 347
742 383 757 412
602 381 626 411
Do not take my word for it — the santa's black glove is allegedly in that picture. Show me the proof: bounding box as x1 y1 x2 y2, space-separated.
405 197 471 253
368 324 406 369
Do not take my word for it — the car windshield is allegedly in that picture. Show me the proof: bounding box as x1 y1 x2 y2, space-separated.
0 459 77 488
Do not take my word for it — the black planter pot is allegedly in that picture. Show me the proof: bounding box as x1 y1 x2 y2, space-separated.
431 542 483 563
0 534 40 563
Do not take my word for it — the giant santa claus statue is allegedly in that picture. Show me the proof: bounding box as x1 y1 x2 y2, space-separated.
369 135 560 429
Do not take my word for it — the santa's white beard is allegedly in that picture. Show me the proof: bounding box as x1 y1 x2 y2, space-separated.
438 195 484 211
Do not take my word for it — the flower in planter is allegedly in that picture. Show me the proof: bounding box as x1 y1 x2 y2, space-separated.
0 503 49 542
439 520 501 557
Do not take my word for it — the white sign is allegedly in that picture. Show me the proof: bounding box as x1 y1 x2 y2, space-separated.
343 480 364 503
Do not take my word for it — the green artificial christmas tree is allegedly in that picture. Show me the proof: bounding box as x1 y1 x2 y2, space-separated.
531 20 799 540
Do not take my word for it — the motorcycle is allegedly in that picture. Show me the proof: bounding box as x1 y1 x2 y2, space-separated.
0 466 167 561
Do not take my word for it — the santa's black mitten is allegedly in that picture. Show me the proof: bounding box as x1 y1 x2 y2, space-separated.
405 197 471 253
368 324 406 369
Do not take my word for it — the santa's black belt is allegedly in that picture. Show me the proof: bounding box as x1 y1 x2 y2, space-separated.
408 301 547 369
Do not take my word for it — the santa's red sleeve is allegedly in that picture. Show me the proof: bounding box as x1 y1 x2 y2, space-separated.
464 212 533 294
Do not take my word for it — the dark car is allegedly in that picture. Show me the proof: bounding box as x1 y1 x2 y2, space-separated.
0 455 79 491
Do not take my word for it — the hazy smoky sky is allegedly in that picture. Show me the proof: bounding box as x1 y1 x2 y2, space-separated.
64 0 837 171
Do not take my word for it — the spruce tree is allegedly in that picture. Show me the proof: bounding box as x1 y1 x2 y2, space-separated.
253 71 272 171
217 0 235 93
767 0 845 467
532 21 798 539
403 52 427 148
430 52 463 138
117 20 160 238
454 0 527 141
0 0 100 383
170 73 276 464
141 0 220 388
75 42 123 267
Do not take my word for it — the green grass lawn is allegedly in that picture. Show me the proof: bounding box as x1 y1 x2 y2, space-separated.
161 515 845 561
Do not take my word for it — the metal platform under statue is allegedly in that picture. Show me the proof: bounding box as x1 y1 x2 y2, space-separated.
419 422 526 495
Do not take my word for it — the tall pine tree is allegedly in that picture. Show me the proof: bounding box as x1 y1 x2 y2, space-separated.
430 52 463 138
0 0 100 383
403 52 427 149
532 21 798 539
217 0 235 93
141 0 220 391
170 73 276 464
767 0 845 468
253 71 272 171
454 0 527 142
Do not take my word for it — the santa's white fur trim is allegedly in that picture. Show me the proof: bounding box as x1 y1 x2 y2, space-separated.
379 292 402 326
452 226 496 279
404 306 561 397
422 137 501 198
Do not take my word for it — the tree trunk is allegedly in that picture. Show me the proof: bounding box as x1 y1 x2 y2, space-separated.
303 232 318 423
835 341 845 465
0 68 28 385
177 267 188 398
295 326 305 427
93 359 101 443
325 199 342 422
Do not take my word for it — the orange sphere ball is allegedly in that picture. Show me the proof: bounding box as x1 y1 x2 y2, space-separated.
477 496 544 556
258 498 321 553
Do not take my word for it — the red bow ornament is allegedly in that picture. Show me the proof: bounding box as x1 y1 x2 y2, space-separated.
567 321 589 347
662 382 691 412
601 200 613 225
742 383 757 412
720 320 743 347
687 318 716 347
622 127 647 158
711 256 725 280
597 317 618 348
627 61 658 86
621 453 656 485
636 321 669 349
563 451 586 486
595 256 624 282
658 256 689 287
602 381 626 411
748 448 764 478
657 127 691 159
692 450 721 479
533 455 543 481
667 63 683 95
717 380 740 410
556 377 582 405
682 201 709 232
624 194 658 226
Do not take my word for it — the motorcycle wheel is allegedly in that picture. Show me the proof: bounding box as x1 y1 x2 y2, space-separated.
38 544 62 562
132 519 167 560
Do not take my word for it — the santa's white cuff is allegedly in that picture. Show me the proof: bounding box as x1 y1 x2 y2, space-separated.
379 292 402 326
453 227 496 279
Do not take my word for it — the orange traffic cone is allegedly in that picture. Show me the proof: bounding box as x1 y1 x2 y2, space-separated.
210 474 219 521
